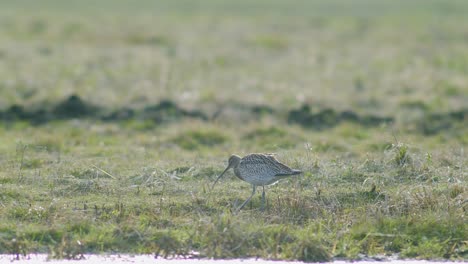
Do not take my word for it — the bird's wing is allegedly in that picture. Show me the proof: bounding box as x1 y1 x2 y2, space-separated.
244 153 297 176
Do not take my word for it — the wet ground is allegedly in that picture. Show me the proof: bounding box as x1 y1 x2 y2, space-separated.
0 255 464 264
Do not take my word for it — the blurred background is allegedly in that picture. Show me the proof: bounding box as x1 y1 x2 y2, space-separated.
1 0 467 112
0 0 467 149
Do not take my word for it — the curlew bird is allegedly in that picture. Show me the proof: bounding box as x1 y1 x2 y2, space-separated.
211 153 302 210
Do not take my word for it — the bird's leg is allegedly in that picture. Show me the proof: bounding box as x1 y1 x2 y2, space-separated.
238 185 256 211
261 186 266 211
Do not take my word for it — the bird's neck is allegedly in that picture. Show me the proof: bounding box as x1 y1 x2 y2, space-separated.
233 167 245 181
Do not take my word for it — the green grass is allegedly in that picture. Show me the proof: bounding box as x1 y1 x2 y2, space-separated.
0 0 467 261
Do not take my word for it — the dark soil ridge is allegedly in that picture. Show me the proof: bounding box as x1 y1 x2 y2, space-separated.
0 95 208 124
287 104 395 129
417 110 468 135
1 95 466 135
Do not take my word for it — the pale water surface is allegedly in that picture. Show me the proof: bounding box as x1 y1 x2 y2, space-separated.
0 255 465 264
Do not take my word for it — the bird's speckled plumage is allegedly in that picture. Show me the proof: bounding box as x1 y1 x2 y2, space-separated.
233 153 301 185
212 153 302 210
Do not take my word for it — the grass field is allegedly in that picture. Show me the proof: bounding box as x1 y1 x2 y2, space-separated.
0 0 467 261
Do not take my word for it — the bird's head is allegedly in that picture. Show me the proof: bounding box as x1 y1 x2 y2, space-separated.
227 154 241 168
211 154 241 190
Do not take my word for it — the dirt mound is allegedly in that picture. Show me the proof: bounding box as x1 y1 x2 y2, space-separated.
1 94 100 124
417 109 468 135
2 104 49 124
1 96 207 125
3 104 28 120
211 103 275 121
288 104 394 129
2 98 465 136
102 100 208 122
101 108 135 121
52 95 100 118
140 100 207 122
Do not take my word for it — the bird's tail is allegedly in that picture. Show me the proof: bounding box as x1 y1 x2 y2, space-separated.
276 169 302 177
291 169 302 175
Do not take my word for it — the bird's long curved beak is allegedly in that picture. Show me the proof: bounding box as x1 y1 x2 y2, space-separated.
211 166 230 190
